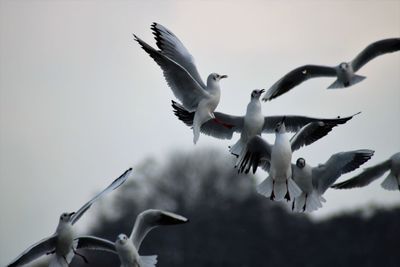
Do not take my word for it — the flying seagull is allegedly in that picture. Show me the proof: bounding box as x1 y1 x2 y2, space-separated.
263 38 400 101
134 23 227 144
237 120 344 201
332 152 400 191
291 150 374 212
74 209 188 267
7 168 132 267
172 95 359 154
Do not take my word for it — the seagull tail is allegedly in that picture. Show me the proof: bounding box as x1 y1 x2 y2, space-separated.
288 178 302 199
327 75 366 89
257 176 274 199
230 139 244 158
140 255 158 267
293 191 323 213
381 172 399 191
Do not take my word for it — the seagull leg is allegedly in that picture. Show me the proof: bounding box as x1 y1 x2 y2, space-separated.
270 180 275 201
73 248 89 264
284 180 291 202
292 199 295 211
302 194 308 212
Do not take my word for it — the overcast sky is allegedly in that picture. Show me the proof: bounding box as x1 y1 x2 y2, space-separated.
0 0 399 265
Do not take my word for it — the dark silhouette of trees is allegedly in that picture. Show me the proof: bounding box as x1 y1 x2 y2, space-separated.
64 148 398 267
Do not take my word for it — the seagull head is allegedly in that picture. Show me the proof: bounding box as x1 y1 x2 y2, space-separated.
275 117 286 134
296 158 306 169
116 234 129 246
339 62 349 71
207 73 228 85
251 89 265 99
59 212 75 224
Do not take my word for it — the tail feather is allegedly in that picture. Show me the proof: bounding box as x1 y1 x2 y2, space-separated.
305 192 324 213
327 74 366 89
230 139 244 157
140 255 158 267
287 178 302 199
257 176 274 198
381 173 399 191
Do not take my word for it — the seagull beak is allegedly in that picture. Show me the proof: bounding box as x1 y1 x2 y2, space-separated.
68 212 76 217
220 74 228 79
259 89 266 94
280 116 286 124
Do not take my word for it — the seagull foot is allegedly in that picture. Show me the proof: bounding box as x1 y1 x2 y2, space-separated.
73 248 89 264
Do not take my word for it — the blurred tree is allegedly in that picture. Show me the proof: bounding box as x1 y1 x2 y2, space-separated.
69 148 399 267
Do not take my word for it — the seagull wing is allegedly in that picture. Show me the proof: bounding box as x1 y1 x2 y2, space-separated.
172 100 244 139
262 113 357 133
75 236 117 254
237 136 272 174
134 35 207 111
7 234 57 267
351 38 400 72
71 168 132 225
151 23 206 88
290 121 337 152
130 209 188 250
331 159 392 189
312 150 374 194
263 65 336 101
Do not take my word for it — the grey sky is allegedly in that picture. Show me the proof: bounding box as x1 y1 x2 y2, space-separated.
0 0 399 265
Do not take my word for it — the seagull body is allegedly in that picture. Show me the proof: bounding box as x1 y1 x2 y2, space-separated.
263 38 400 101
75 209 188 267
172 96 359 147
230 89 265 156
238 120 344 201
291 150 374 212
134 23 227 143
332 152 400 191
7 168 132 267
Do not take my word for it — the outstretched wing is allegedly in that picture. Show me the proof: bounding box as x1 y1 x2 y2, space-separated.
134 35 207 111
71 168 132 225
262 113 357 133
312 150 374 194
75 236 117 254
331 159 391 189
7 234 57 267
171 100 244 139
237 136 272 174
263 65 336 101
351 38 400 72
151 23 206 88
131 209 188 250
290 121 339 152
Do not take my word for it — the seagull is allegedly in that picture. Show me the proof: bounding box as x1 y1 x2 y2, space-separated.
172 95 359 153
263 38 400 101
134 23 228 144
237 119 345 201
331 152 400 191
7 168 132 267
74 209 188 267
290 150 374 212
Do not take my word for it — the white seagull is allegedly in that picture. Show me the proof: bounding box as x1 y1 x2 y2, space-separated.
238 119 344 201
263 38 400 101
7 168 132 267
134 23 228 144
332 152 400 191
172 94 358 155
291 150 374 212
74 209 188 267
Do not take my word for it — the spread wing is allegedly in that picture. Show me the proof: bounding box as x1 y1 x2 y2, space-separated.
75 236 117 254
71 168 132 225
331 159 392 189
172 100 244 139
262 113 357 133
237 136 272 174
151 23 206 88
290 121 339 152
312 150 374 194
351 38 400 72
131 210 188 250
134 35 207 111
263 65 336 101
7 234 57 267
